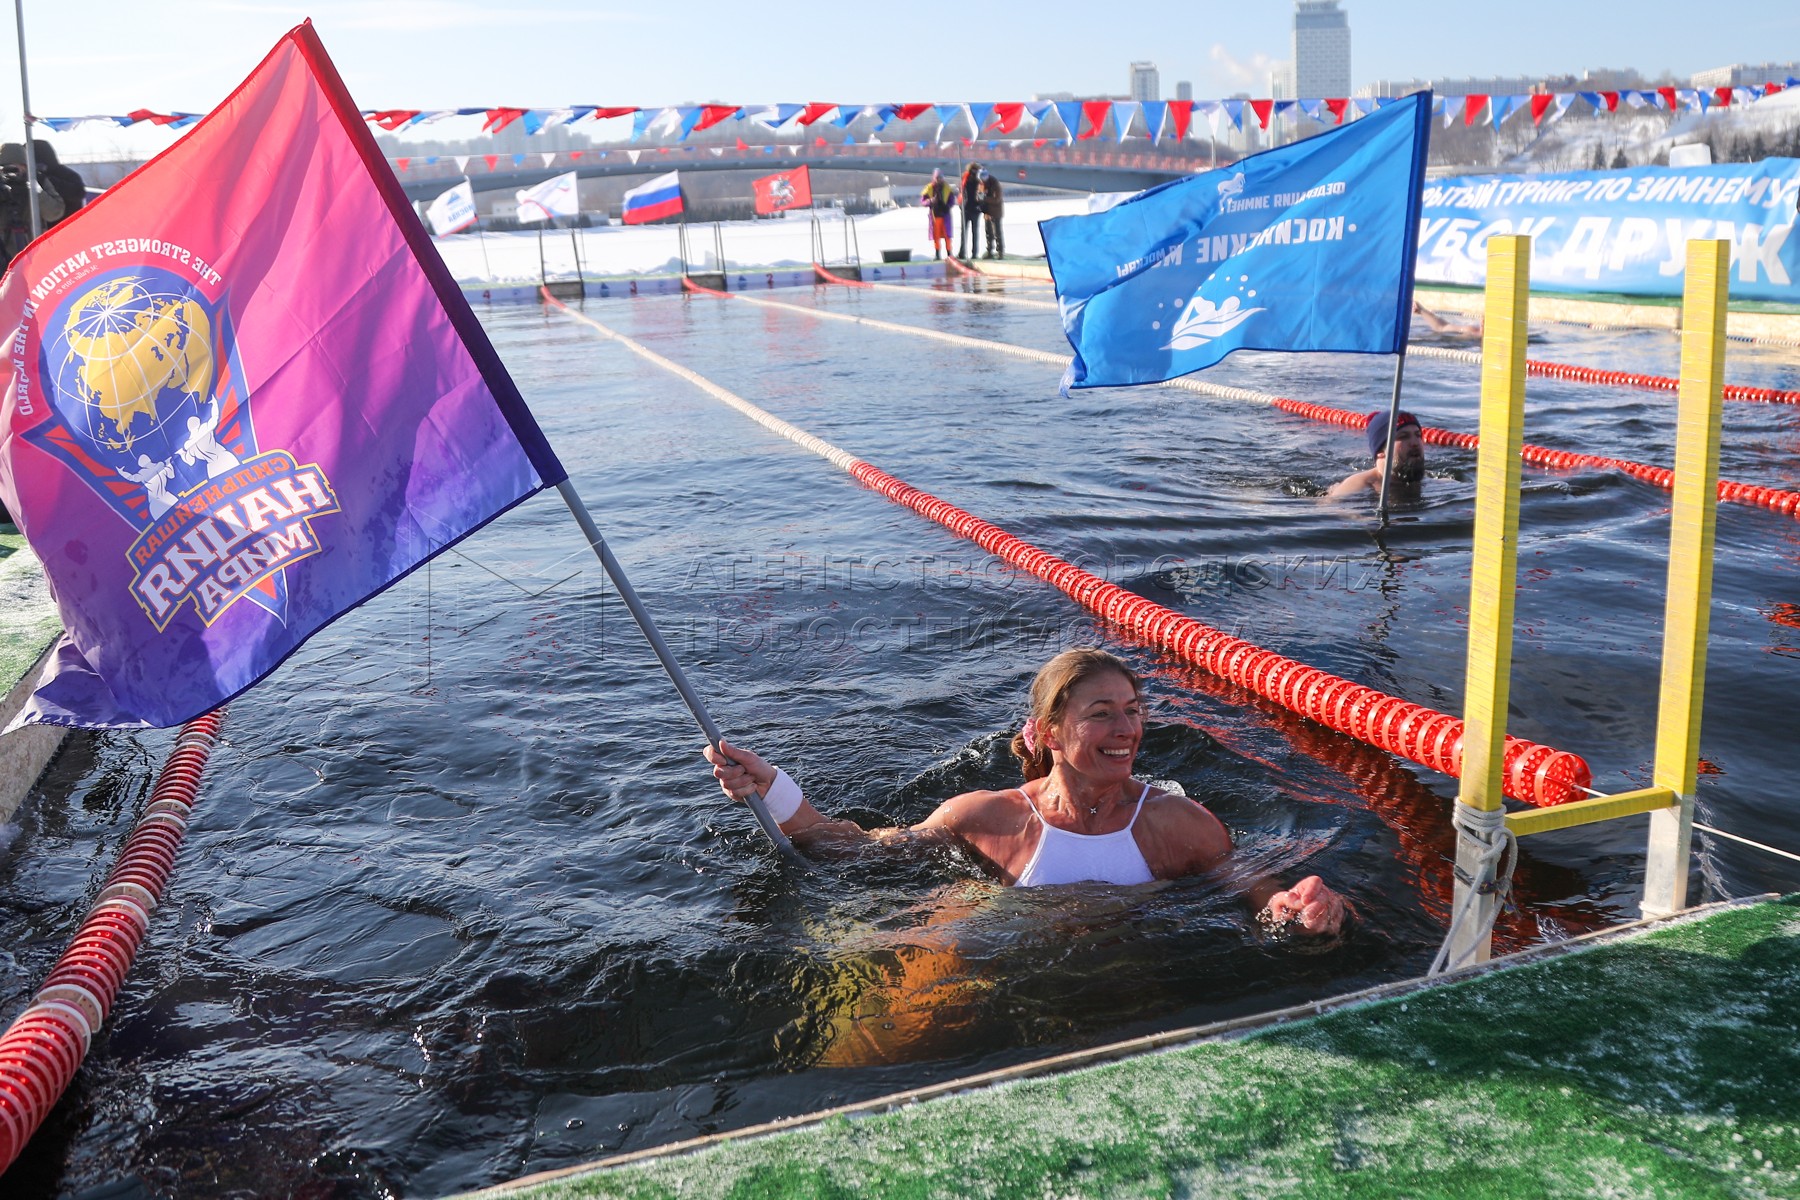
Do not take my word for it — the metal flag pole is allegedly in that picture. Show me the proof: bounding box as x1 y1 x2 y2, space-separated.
468 176 493 281
1374 348 1409 523
553 479 802 863
12 0 42 239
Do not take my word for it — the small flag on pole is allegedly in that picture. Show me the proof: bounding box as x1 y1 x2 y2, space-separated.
621 170 683 224
1042 91 1433 392
752 165 811 214
0 22 566 729
425 179 478 235
515 171 579 224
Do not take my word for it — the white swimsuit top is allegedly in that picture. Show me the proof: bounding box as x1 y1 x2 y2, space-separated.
1013 783 1155 887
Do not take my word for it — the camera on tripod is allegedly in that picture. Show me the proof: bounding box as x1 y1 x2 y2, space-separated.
0 144 66 230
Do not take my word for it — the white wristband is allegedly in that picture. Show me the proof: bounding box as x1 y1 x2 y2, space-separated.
759 768 805 825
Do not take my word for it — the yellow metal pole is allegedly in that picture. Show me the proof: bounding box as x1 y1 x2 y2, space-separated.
1641 239 1729 918
1443 234 1531 970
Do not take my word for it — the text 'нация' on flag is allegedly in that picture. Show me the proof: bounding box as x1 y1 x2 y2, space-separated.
1041 90 1432 391
0 21 567 730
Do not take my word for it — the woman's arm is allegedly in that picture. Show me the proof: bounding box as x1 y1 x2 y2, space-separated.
703 740 953 858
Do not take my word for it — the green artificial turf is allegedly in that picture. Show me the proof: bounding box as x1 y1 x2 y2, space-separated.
0 533 61 690
477 897 1800 1200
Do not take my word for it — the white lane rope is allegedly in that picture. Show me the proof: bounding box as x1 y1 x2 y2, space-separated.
547 298 866 474
705 288 1287 409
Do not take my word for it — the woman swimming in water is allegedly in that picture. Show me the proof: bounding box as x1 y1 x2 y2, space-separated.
705 647 1347 934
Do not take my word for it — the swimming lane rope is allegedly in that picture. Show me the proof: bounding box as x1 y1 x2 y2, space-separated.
812 263 1059 311
1405 343 1800 406
724 281 1800 522
547 287 1590 807
0 710 225 1173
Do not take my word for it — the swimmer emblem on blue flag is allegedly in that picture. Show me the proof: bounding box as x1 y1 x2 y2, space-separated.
1042 91 1432 391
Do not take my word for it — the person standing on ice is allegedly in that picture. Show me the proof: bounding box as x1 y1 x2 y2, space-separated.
956 163 982 260
978 170 1004 260
920 169 956 261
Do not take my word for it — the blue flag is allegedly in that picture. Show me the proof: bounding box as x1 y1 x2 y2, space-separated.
1043 91 1432 392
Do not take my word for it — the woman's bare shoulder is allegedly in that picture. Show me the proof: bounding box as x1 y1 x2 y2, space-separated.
921 786 1032 835
1138 784 1233 871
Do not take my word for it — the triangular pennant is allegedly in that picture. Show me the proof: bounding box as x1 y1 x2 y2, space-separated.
1140 100 1167 142
1248 98 1273 129
1464 94 1488 125
1489 95 1521 126
798 102 837 125
1354 97 1378 115
891 103 933 122
694 104 739 132
482 153 499 171
1079 99 1111 139
675 106 706 141
1298 98 1324 122
453 155 470 173
539 152 555 167
1167 99 1194 140
1531 94 1554 125
482 107 527 134
627 149 641 164
967 102 995 133
1222 99 1244 130
1324 97 1349 124
992 102 1026 133
1053 101 1083 141
1112 100 1142 141
395 157 410 172
1657 87 1678 110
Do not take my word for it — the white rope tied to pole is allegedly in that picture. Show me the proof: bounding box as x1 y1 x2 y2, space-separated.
1429 803 1518 976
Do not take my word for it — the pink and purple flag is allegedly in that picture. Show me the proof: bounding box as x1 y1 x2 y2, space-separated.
0 22 566 729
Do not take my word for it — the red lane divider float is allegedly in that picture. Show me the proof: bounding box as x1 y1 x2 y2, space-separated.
1266 398 1800 518
811 263 875 289
1377 344 1800 406
780 274 1800 524
550 287 1591 807
0 710 226 1173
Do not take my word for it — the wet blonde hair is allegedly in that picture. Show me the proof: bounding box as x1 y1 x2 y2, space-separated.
1009 648 1142 782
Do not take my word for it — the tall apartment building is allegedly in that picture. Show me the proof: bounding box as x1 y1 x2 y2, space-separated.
1130 62 1160 102
1293 0 1351 97
1175 80 1193 102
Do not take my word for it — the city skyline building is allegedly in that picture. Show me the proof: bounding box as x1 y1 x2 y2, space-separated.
1293 0 1351 98
1690 61 1800 88
1175 80 1193 102
1130 61 1160 102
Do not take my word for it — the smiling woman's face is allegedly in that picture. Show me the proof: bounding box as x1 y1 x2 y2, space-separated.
1047 670 1143 784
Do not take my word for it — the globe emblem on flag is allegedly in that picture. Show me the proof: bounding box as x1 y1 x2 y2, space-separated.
47 275 214 460
38 267 246 522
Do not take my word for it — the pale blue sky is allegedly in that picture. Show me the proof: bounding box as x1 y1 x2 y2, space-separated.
5 1 1798 148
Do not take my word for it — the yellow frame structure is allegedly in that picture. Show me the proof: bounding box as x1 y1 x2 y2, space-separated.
1456 239 1729 953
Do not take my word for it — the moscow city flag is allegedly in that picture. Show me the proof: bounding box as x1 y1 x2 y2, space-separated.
752 165 812 214
0 22 566 728
1042 91 1433 391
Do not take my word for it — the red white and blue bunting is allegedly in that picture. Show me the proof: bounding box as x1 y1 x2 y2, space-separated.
37 82 1799 142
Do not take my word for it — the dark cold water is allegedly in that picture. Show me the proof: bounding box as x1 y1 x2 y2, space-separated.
4 275 1799 1197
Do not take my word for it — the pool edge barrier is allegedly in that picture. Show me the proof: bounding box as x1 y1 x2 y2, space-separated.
453 894 1776 1198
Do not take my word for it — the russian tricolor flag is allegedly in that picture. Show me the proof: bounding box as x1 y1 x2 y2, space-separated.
622 170 683 224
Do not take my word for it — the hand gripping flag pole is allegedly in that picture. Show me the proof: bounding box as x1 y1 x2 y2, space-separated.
0 21 796 861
